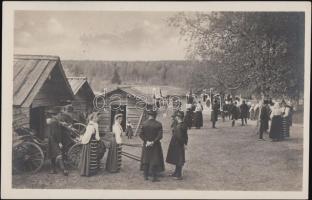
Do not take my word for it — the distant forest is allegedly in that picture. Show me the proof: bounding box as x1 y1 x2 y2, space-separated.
62 60 201 92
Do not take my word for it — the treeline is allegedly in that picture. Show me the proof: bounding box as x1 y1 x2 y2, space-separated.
62 60 201 92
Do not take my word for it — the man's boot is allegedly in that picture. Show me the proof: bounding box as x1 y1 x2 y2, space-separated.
49 158 57 174
57 157 68 176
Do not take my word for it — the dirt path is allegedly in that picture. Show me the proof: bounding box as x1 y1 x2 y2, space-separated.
12 112 303 190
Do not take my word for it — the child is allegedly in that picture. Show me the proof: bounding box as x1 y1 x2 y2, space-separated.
125 119 134 139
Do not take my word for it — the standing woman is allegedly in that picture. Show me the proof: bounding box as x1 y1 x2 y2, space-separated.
194 101 203 129
281 100 291 138
79 112 100 176
269 102 284 141
106 113 123 173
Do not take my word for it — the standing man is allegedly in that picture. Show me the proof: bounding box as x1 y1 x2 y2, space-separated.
46 107 69 176
166 111 188 180
211 99 219 128
140 110 165 182
258 100 271 140
240 100 249 126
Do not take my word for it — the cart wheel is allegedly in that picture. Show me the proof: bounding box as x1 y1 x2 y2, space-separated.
72 123 86 135
67 143 82 169
12 142 44 174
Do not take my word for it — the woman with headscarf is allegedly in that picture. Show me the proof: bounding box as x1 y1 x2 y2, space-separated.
106 113 123 172
269 101 284 141
79 112 100 176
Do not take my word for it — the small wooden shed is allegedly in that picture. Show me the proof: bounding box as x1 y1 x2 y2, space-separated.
67 77 95 120
97 86 154 135
13 54 74 139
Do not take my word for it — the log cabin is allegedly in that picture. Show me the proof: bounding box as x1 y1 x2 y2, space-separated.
67 77 95 122
13 54 74 139
96 86 154 136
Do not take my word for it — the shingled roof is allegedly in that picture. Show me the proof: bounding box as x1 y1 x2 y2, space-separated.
104 86 154 105
67 77 95 98
13 54 74 107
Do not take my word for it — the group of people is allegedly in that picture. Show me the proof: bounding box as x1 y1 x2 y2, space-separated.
184 101 204 130
258 99 293 141
45 104 188 182
211 99 250 129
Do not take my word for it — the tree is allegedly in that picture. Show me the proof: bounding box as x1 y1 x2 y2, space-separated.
168 12 305 100
111 68 122 85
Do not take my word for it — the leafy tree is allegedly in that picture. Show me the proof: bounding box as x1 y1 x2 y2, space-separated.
168 12 304 100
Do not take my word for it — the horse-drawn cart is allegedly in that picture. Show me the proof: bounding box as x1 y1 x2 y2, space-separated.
12 122 106 174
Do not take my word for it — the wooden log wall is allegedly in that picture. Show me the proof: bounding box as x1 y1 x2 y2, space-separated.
13 106 29 130
97 90 148 136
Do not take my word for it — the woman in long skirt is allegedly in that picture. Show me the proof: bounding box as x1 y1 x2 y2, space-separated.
269 102 284 141
194 101 203 129
106 113 123 173
281 100 291 138
79 112 100 176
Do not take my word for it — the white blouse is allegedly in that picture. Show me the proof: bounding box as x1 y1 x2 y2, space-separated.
113 123 123 144
80 121 100 144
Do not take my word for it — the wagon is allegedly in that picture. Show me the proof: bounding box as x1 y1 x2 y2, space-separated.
12 122 106 174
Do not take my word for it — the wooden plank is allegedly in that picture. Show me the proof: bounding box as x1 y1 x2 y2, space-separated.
13 59 40 97
21 61 57 107
134 111 144 136
13 60 26 79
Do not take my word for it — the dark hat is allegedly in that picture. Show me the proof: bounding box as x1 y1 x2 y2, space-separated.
147 109 157 116
46 107 59 114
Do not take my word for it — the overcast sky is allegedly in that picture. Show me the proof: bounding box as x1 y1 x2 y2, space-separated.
14 11 188 60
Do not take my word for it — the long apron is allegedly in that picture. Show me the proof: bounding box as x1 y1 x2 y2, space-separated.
79 135 99 176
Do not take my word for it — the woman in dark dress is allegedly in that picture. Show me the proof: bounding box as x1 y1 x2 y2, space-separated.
269 102 284 141
194 101 203 129
184 107 193 129
166 111 188 180
79 112 100 176
106 113 123 173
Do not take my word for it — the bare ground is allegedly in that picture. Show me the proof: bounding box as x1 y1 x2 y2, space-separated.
12 111 303 190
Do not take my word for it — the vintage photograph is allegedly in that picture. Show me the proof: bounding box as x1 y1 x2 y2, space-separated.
2 1 311 199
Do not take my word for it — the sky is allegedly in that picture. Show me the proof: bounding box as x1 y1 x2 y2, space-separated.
14 11 188 61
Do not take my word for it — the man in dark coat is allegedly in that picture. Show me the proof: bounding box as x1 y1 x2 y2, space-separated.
231 101 240 127
166 111 188 180
184 107 193 129
139 110 165 182
240 100 249 126
211 100 219 128
258 100 271 140
46 108 68 176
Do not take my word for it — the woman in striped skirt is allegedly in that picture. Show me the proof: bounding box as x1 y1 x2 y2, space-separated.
106 113 123 173
281 100 291 138
79 112 100 176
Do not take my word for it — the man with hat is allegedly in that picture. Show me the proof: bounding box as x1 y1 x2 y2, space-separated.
139 109 165 182
45 107 69 176
258 99 271 140
166 110 188 180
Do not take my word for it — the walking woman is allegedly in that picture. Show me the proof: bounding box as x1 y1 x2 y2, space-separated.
79 112 100 176
269 102 284 141
106 113 123 173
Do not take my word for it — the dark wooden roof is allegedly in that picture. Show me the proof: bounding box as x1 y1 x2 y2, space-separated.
13 54 74 107
104 86 154 105
67 77 95 98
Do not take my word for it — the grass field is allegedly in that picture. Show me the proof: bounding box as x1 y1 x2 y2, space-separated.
12 110 303 190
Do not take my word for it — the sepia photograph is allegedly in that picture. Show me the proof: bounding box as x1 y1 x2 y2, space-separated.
1 1 311 199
